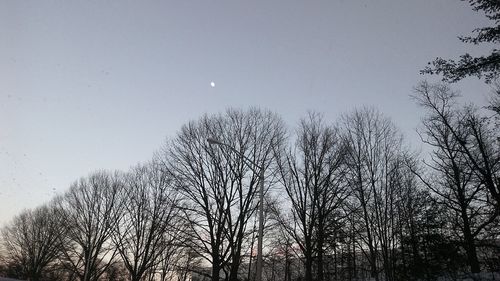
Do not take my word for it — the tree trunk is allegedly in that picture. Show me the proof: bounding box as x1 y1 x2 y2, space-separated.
368 242 379 281
285 252 291 281
461 209 480 274
316 227 324 281
212 255 221 281
304 239 314 281
228 253 240 281
305 257 313 281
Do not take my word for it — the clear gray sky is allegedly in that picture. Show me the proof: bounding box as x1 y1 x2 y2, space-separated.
0 0 495 224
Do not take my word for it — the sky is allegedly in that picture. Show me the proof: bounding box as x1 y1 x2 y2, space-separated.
0 0 497 225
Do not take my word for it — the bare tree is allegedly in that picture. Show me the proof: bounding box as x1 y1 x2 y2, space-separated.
341 107 405 281
161 108 285 281
414 81 500 213
112 162 181 281
57 171 124 281
274 113 348 281
413 81 499 274
0 204 64 281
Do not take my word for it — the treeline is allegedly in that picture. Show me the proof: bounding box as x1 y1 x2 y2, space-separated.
0 81 499 281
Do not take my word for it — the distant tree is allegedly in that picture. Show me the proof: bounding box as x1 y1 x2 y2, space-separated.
0 204 64 281
57 171 124 281
169 248 202 281
264 209 299 281
103 261 128 281
421 0 500 83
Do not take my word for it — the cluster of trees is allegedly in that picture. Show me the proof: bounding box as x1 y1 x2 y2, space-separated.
1 2 499 280
0 84 498 281
0 167 186 281
266 81 499 281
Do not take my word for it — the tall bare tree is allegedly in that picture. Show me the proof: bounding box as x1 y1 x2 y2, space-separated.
57 171 124 281
414 81 500 213
161 108 285 281
341 107 405 281
274 113 348 281
112 162 181 281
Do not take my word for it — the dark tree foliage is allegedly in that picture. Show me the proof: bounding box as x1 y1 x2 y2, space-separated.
421 0 500 83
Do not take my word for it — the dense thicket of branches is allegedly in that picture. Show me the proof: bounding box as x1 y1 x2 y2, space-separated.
0 104 499 281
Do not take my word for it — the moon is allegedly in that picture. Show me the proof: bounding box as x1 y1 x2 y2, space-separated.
210 81 215 88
